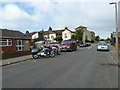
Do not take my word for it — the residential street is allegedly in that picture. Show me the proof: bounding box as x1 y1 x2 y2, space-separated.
2 45 118 88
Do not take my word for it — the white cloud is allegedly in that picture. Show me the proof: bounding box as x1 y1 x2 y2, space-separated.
0 4 38 31
0 1 118 38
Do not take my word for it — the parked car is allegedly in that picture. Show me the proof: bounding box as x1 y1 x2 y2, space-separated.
86 42 91 46
60 40 77 51
80 42 86 47
97 41 109 51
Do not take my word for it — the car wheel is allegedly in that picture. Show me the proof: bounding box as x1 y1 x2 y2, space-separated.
75 48 77 51
32 54 39 59
70 49 73 52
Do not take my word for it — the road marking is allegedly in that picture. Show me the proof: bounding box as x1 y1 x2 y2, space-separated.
87 46 92 49
108 53 118 64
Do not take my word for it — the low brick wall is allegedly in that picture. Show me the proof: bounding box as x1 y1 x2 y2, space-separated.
2 51 31 59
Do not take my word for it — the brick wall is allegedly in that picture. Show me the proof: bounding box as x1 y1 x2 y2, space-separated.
2 51 31 59
1 39 31 59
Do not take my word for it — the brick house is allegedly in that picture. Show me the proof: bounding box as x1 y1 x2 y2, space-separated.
0 29 31 59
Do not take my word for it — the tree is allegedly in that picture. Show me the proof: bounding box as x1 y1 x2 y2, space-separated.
71 34 77 40
104 37 111 43
95 35 100 42
100 39 104 41
54 35 63 42
106 37 110 41
75 28 84 43
85 39 91 42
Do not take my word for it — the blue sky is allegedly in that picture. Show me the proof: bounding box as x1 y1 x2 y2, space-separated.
0 0 120 39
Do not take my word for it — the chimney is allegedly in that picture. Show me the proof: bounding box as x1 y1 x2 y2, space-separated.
48 27 52 31
65 27 68 30
25 31 29 34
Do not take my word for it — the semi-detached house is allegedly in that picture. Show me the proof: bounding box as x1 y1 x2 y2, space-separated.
27 27 65 43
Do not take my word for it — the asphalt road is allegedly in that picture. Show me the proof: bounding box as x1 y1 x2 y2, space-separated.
2 45 118 88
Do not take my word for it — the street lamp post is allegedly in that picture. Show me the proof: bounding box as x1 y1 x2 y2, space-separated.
110 2 119 57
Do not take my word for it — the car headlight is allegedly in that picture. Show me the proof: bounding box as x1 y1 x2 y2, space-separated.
67 46 70 48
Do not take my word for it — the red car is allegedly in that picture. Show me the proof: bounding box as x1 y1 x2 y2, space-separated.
60 39 77 51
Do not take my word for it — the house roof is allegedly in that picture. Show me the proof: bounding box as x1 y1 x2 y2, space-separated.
26 27 74 37
75 26 87 29
26 32 37 37
53 29 65 35
0 29 31 39
66 29 75 33
90 31 95 34
39 29 64 35
39 30 56 35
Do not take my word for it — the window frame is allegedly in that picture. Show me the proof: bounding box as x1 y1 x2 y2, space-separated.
0 39 12 47
16 40 24 51
64 34 67 38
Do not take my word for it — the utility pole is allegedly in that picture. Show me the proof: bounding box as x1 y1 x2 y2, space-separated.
110 2 119 57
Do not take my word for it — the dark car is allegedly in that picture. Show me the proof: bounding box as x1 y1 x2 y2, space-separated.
86 42 91 46
80 42 86 47
60 40 77 51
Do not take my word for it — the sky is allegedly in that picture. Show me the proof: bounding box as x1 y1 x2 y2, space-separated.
0 0 120 39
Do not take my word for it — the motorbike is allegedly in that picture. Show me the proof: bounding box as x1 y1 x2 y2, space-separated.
52 45 61 55
31 46 55 59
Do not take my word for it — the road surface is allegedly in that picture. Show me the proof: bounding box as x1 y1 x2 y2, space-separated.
2 45 118 88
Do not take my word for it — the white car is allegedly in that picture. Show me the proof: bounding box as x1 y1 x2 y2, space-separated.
97 41 109 51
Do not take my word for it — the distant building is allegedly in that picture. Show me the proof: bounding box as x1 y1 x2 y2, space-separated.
111 32 120 45
27 27 65 43
75 26 95 42
62 27 75 41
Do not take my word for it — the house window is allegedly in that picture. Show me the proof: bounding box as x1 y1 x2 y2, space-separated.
0 39 12 46
16 40 24 51
65 34 67 38
51 35 54 39
34 36 36 39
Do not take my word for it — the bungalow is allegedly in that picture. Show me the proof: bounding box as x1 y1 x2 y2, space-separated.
0 29 31 59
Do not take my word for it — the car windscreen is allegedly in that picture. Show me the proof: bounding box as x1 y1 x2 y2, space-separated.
61 41 71 44
98 43 107 46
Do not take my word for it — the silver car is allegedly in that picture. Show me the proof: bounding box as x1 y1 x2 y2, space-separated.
97 41 109 51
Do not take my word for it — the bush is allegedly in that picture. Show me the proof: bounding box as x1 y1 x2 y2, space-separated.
85 40 91 42
91 40 94 43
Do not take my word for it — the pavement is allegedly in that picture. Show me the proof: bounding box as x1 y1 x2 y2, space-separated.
1 55 32 66
109 45 119 64
2 45 118 88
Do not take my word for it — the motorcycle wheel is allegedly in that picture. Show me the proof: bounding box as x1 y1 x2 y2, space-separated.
49 51 55 58
57 50 61 55
32 54 39 59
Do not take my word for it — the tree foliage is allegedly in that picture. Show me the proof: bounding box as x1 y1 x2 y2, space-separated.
71 34 77 40
74 28 84 43
95 35 100 41
54 35 63 42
